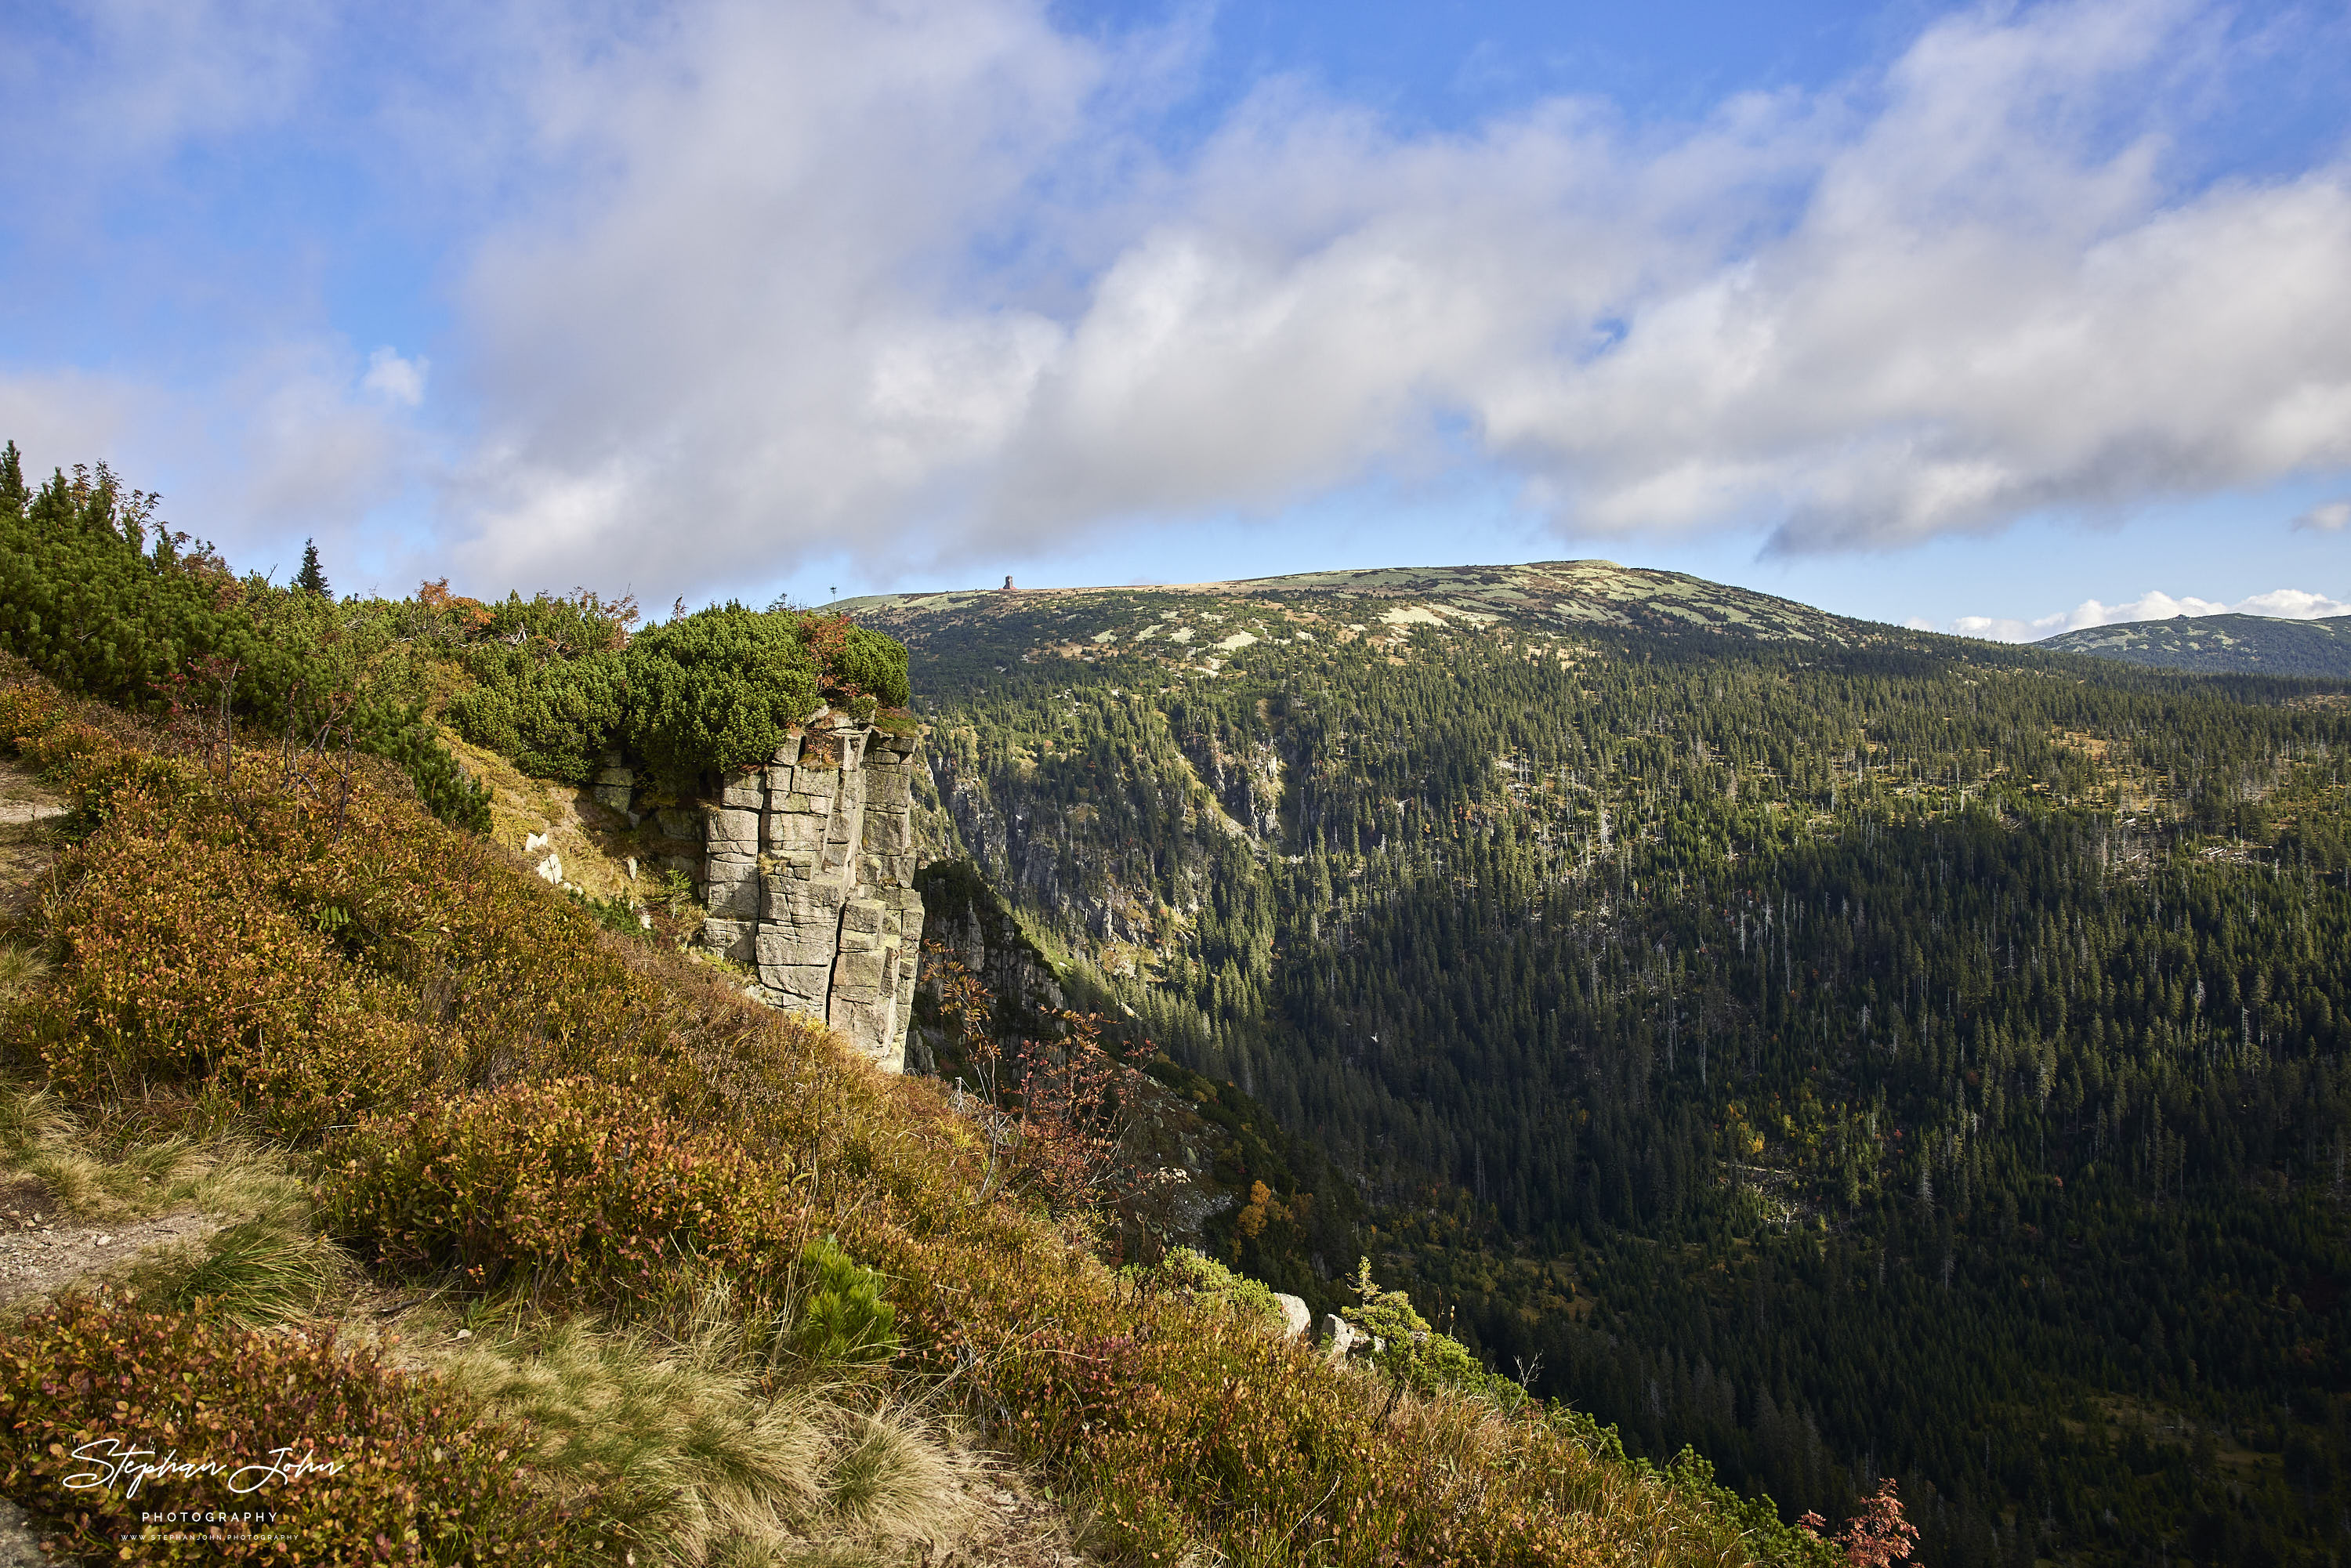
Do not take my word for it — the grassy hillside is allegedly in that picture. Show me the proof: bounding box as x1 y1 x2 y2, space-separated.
0 617 1831 1561
2041 614 2351 677
856 566 2351 1568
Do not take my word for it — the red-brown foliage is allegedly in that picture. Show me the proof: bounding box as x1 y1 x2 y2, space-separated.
0 1295 570 1564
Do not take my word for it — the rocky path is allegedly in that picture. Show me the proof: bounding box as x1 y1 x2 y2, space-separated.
0 756 66 827
0 1186 223 1307
0 758 63 929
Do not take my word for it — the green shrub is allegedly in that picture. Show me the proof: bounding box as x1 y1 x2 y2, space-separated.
621 603 820 784
321 1077 796 1300
827 625 911 710
0 440 907 805
618 606 912 787
364 718 491 833
0 442 488 830
789 1237 898 1367
473 589 634 660
1143 1246 1286 1331
0 1294 572 1563
1340 1256 1519 1402
447 647 626 784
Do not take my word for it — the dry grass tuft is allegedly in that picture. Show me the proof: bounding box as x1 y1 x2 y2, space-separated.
0 944 48 1009
120 1214 357 1327
0 1075 310 1225
435 1313 978 1567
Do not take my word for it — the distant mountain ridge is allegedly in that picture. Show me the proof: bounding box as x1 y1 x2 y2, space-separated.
2041 610 2351 675
838 558 1869 646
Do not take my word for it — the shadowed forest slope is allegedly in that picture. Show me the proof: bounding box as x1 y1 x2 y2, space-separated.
857 565 2351 1568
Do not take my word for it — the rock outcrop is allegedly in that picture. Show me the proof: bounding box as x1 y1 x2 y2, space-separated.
601 712 926 1071
712 715 924 1070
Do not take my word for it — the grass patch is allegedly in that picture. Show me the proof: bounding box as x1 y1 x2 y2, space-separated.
0 1075 306 1226
118 1215 355 1327
435 1304 976 1566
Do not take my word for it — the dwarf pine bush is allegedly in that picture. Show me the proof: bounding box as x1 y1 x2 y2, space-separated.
0 449 490 830
788 1237 899 1367
1341 1255 1520 1402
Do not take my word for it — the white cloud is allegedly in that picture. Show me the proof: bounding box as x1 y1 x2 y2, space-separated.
446 0 1106 591
9 0 2351 601
2295 499 2350 532
1936 585 2351 642
0 372 157 481
228 344 415 527
0 342 419 565
425 0 2351 595
361 349 429 409
0 0 322 154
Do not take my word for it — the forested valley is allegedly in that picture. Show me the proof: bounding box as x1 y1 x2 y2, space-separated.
861 573 2351 1568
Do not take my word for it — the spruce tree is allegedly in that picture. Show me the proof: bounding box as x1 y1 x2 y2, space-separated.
0 440 24 519
295 538 331 597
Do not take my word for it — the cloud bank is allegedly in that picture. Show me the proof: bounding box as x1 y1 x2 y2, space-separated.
6 0 2351 599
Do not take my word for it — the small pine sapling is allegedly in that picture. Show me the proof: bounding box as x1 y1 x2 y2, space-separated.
295 537 331 596
791 1237 900 1367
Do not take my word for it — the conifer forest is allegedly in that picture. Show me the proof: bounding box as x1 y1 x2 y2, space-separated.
860 570 2351 1568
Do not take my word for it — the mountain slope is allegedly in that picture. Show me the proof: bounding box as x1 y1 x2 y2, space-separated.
841 558 1882 685
0 452 1825 1568
875 560 2351 1568
2042 612 2351 676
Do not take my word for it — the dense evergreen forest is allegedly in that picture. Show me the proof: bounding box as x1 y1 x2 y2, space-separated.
863 574 2351 1568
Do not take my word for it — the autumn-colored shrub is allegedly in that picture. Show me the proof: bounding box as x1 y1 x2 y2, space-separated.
9 679 698 1134
321 1077 798 1300
32 818 429 1134
857 1215 1819 1568
1802 1479 1918 1568
0 1295 571 1564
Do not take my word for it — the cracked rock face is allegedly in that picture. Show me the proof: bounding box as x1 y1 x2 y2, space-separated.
689 715 925 1072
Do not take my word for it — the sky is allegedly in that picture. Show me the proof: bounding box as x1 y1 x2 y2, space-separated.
2 0 2347 639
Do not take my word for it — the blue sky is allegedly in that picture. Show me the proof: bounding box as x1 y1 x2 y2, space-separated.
2 0 2347 636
